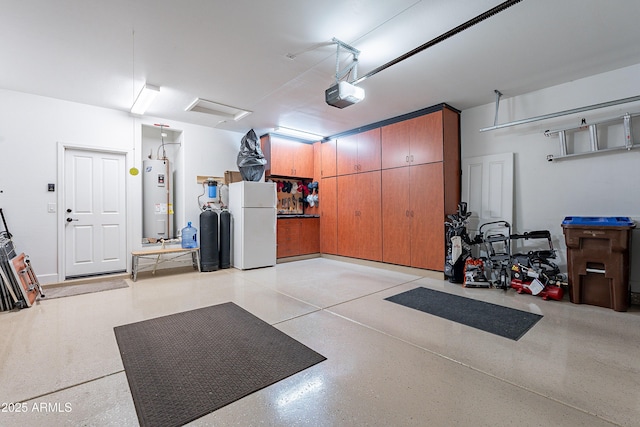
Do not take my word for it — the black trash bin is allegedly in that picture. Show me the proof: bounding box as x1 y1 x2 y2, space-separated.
561 216 635 312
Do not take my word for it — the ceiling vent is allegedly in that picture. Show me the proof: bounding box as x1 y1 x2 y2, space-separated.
185 98 251 121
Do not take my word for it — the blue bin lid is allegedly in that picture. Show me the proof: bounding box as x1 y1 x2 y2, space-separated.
562 216 635 226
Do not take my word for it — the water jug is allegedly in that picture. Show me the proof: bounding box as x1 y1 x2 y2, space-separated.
181 222 198 248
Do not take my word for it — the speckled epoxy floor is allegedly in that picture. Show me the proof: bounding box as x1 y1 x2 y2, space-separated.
1 257 638 426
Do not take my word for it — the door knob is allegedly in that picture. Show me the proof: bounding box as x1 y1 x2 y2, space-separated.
66 217 78 223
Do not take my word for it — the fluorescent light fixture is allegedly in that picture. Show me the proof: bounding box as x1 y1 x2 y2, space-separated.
130 83 160 115
185 98 251 121
273 126 325 141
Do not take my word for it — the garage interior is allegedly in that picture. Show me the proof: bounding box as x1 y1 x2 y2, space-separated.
1 1 639 426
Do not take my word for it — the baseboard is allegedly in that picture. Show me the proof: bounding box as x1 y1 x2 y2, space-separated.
319 254 445 280
276 253 321 264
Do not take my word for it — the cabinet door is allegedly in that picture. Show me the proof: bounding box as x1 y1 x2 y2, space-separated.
260 135 272 176
313 141 322 181
356 171 382 261
410 112 443 165
381 121 411 169
277 219 299 258
321 139 337 177
336 174 359 257
357 128 382 173
299 218 320 255
382 167 411 265
294 142 314 178
270 136 296 176
410 163 444 270
336 134 359 175
320 177 338 254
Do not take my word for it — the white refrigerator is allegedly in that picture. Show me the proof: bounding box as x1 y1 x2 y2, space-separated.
229 181 277 270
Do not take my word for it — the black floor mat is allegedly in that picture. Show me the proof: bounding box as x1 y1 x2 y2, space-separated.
114 302 326 427
385 287 542 340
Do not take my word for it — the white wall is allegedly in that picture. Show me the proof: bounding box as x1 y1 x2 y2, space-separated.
0 89 244 284
460 63 640 291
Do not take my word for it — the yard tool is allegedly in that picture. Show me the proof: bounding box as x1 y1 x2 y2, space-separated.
509 230 564 301
444 202 479 283
476 221 512 289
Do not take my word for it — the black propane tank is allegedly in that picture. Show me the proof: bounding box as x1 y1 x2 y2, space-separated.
219 210 231 269
200 209 219 271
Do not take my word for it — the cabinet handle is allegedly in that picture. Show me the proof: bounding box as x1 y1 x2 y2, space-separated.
410 211 414 217
410 155 414 162
406 156 409 163
405 210 409 217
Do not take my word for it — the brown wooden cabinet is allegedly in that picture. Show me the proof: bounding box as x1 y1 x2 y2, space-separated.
276 217 320 258
261 135 314 178
318 104 459 272
320 139 337 178
336 128 381 175
320 176 338 254
381 167 411 266
277 219 297 258
299 217 320 254
336 171 382 261
382 163 444 270
381 112 444 169
313 141 322 182
380 106 459 271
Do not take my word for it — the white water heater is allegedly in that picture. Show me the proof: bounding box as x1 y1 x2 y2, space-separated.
143 159 174 240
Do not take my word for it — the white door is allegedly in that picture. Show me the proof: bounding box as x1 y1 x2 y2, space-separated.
64 148 127 278
461 152 514 237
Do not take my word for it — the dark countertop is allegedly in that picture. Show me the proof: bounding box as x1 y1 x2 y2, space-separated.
277 214 320 219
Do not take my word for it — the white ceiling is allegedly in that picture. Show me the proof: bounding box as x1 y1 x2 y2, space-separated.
2 0 640 139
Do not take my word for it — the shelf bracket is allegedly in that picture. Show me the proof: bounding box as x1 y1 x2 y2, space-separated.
493 90 503 126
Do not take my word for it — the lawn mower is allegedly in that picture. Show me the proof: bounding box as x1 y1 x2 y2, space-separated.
475 220 512 289
509 230 565 301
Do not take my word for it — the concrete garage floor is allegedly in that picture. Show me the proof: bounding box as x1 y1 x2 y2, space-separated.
1 257 638 426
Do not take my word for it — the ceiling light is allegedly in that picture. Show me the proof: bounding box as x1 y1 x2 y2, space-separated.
186 98 251 121
273 126 325 141
130 83 160 115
